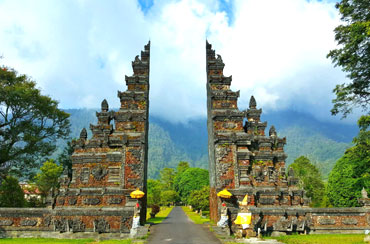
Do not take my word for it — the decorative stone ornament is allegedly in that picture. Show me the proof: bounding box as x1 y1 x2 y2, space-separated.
92 165 107 181
94 219 110 233
101 99 109 112
249 96 257 109
269 126 277 137
80 128 87 140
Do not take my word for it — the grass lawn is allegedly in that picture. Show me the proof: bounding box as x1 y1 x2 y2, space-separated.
0 239 137 244
146 206 174 224
181 206 210 224
267 234 366 244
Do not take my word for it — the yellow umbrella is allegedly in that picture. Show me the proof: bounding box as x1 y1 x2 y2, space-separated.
130 188 145 199
217 189 232 199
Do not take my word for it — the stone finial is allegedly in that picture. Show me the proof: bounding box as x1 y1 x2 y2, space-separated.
101 99 109 112
249 96 257 109
134 55 140 63
269 126 277 137
362 187 368 199
80 128 87 140
217 54 223 62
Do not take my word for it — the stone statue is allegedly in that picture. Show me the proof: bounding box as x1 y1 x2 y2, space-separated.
217 202 229 228
132 202 141 229
362 187 368 199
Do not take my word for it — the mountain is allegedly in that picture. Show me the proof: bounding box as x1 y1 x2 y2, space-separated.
61 108 357 179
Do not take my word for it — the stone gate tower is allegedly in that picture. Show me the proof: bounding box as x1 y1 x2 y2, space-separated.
206 41 306 225
53 42 150 233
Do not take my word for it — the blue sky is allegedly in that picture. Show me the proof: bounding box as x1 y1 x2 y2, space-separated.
0 0 358 124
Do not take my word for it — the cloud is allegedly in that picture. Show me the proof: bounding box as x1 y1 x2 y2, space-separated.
0 0 356 124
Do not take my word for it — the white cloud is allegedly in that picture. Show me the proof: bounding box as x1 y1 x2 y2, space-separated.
0 0 355 124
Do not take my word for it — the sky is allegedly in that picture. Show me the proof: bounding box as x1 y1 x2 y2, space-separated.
0 0 358 124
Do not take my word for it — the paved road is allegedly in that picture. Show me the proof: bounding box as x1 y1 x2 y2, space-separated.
147 206 222 244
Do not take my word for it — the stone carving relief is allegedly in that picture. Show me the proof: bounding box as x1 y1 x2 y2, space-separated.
259 197 275 205
68 197 77 205
57 198 65 205
44 216 51 227
20 219 37 226
273 216 293 231
268 166 277 183
253 166 264 182
54 218 67 232
84 198 100 205
92 166 107 181
318 218 336 225
121 216 132 233
108 198 122 204
94 218 110 233
0 220 13 226
68 219 86 232
215 146 231 161
342 218 358 225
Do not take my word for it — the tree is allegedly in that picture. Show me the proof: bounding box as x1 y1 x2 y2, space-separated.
57 140 74 178
0 176 25 207
0 67 70 179
175 167 209 203
159 168 175 191
160 190 178 206
188 186 210 211
147 179 162 206
289 156 326 207
176 161 190 175
34 160 63 197
327 117 370 207
174 161 190 194
327 0 370 117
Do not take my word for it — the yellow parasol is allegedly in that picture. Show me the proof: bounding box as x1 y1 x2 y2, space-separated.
130 188 145 199
217 189 232 199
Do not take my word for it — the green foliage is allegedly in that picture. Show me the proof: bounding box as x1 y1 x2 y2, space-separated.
57 140 74 177
34 160 63 197
147 179 162 206
289 156 326 207
175 167 209 203
159 167 175 190
146 206 173 225
327 116 370 207
327 0 370 117
0 67 70 179
176 161 190 175
181 206 210 224
188 186 210 211
160 190 178 206
0 176 25 207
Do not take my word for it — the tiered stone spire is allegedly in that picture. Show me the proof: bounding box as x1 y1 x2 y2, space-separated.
54 42 150 232
206 41 305 225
